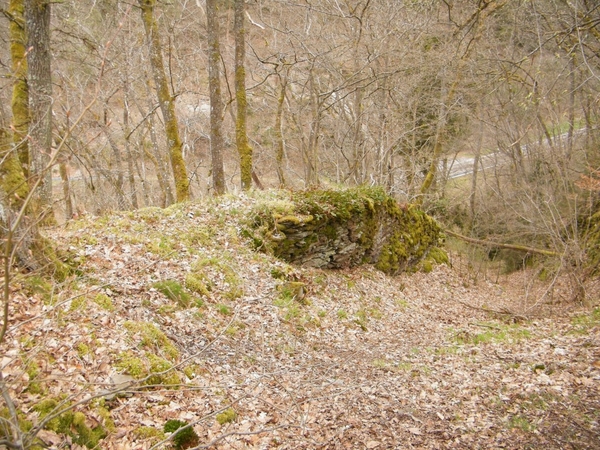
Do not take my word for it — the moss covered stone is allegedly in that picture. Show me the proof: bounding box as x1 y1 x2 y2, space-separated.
247 187 446 275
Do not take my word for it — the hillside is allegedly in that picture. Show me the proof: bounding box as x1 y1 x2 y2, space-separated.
2 192 599 449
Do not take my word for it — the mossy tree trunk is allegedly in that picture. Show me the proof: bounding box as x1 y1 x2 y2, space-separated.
1 3 53 273
25 0 54 223
9 0 29 173
0 130 29 211
0 132 66 274
4 0 29 211
139 0 189 203
207 0 226 195
234 0 253 191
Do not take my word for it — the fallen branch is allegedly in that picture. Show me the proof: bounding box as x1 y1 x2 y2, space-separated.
445 229 559 257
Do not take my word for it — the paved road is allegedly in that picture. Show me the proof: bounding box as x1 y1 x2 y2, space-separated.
444 128 586 179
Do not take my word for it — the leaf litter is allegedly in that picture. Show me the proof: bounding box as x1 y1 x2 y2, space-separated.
2 193 599 449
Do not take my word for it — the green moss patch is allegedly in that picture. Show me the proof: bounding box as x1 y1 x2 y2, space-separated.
92 293 114 311
153 280 192 307
163 419 199 449
133 426 166 445
216 408 237 425
452 322 531 346
115 351 181 386
32 399 108 449
570 307 600 334
123 321 179 361
190 253 245 300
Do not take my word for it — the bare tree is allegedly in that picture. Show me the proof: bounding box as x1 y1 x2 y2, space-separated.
138 0 189 203
206 0 225 195
25 0 54 222
234 0 253 191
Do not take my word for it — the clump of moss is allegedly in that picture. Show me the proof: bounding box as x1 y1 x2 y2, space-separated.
452 322 531 346
146 353 181 386
270 266 289 280
420 246 450 273
147 236 175 257
93 400 115 433
571 307 600 333
216 304 232 316
69 296 87 312
24 360 45 395
115 352 146 378
184 273 210 297
92 293 114 311
153 280 192 308
191 254 245 300
115 351 181 387
216 408 237 425
163 420 199 449
32 399 107 449
22 275 54 304
0 407 33 442
134 426 166 445
276 281 307 304
77 342 91 358
72 412 107 448
123 321 179 361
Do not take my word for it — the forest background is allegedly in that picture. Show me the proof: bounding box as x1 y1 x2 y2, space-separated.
0 0 599 263
0 0 600 448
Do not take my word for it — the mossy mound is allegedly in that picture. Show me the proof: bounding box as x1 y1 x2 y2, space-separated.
246 187 445 275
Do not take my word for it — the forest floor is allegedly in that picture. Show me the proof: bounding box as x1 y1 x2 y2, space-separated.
3 193 600 449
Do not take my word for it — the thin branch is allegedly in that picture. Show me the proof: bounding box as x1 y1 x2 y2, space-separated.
445 229 559 257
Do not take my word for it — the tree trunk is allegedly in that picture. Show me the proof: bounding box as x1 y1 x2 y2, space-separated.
145 111 174 207
139 0 189 203
234 0 253 191
9 0 29 174
123 76 139 209
102 123 127 209
58 161 73 220
469 126 483 231
25 0 54 223
2 3 63 274
207 0 226 195
305 68 320 187
274 73 287 188
132 82 175 206
0 129 28 211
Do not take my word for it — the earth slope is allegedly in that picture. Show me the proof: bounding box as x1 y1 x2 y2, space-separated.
4 192 599 449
